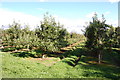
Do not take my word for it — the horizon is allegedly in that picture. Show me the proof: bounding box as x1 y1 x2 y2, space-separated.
0 1 119 34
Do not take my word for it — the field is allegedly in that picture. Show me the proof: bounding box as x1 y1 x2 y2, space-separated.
0 3 120 80
1 42 120 80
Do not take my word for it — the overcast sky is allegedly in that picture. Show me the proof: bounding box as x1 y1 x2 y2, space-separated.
0 0 119 34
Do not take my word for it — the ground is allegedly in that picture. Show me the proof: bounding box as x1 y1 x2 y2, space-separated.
1 41 120 79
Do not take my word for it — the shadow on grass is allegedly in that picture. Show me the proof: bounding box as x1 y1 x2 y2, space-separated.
61 47 120 80
61 47 87 67
80 64 120 80
11 51 35 58
10 49 45 58
1 47 22 52
62 54 120 80
103 49 120 67
10 49 64 58
63 47 87 57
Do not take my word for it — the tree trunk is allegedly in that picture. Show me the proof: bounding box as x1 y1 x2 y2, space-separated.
27 44 29 49
98 50 102 64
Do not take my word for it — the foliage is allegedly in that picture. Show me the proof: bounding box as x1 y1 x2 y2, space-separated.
114 26 120 48
84 13 114 63
1 21 40 49
1 47 17 52
35 13 68 52
1 13 84 58
85 14 110 50
67 32 85 45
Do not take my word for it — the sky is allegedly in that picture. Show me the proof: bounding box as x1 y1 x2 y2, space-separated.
0 0 119 34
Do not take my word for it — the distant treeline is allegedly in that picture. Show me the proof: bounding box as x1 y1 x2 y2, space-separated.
0 13 85 52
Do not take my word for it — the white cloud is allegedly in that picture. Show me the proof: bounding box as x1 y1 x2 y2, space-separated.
85 11 118 27
37 8 49 12
106 20 118 27
0 8 85 34
54 16 86 34
39 0 46 2
37 8 55 14
104 11 110 15
1 0 119 2
37 8 44 11
86 12 98 18
1 0 44 2
0 8 117 34
0 8 41 30
108 0 120 3
0 3 2 7
86 11 110 19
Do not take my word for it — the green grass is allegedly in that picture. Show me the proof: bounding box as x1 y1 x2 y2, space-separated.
1 51 120 79
1 42 120 79
67 38 83 45
27 57 60 66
